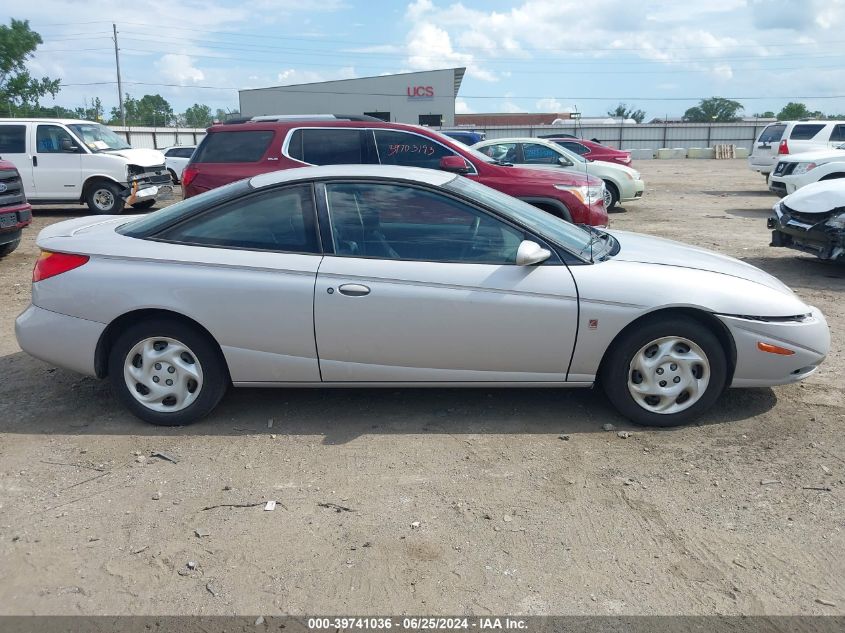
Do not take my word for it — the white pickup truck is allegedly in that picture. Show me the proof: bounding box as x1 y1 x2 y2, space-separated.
0 118 172 214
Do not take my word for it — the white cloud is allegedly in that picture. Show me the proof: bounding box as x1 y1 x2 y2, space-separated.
501 100 528 113
404 22 497 81
156 54 205 84
455 98 473 114
535 97 563 111
275 66 356 85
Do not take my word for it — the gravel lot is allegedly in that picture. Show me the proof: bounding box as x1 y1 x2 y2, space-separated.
0 159 843 616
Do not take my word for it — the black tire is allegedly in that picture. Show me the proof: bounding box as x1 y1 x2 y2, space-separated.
0 238 20 258
601 316 728 427
131 199 157 210
168 168 179 184
85 181 125 215
603 181 619 209
108 318 228 426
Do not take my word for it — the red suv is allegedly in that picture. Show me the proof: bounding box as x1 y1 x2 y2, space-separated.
0 159 32 258
183 120 607 226
542 137 632 166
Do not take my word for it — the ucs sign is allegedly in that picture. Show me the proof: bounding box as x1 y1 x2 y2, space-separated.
407 85 435 99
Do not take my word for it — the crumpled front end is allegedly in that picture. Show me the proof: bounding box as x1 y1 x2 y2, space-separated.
768 200 845 261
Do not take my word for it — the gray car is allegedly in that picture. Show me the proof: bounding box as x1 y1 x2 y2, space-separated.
16 165 829 427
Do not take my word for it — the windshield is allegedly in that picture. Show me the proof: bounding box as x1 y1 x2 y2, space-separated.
68 123 131 152
557 146 587 163
445 176 602 260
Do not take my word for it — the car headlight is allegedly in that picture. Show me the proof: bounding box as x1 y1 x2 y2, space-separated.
554 183 605 204
793 162 817 175
825 212 845 229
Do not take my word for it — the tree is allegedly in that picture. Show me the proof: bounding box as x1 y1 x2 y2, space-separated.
683 97 744 122
752 111 775 118
183 103 212 128
607 103 645 124
110 93 175 126
776 102 823 120
0 19 61 112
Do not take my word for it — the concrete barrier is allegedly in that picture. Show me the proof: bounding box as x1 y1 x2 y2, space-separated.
657 148 688 159
735 147 749 159
628 148 655 160
688 147 716 159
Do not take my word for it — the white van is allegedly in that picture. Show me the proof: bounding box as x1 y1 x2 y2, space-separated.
748 120 845 179
0 119 172 214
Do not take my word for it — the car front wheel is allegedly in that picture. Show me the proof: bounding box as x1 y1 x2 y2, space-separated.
601 316 728 426
86 181 126 215
108 319 228 426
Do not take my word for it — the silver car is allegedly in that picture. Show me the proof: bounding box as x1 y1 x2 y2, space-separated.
16 165 830 427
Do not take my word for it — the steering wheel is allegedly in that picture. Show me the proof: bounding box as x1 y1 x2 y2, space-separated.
460 216 481 259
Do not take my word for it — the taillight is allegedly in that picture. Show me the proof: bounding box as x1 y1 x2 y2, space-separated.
182 165 199 188
32 251 89 282
778 139 790 155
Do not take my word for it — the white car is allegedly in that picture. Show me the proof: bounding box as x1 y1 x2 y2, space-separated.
162 145 196 184
768 178 845 261
15 165 829 427
768 148 845 196
748 120 845 178
473 137 645 209
0 118 172 213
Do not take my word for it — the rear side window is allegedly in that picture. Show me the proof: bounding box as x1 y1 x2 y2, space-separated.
757 124 786 144
373 130 456 169
829 125 845 143
287 128 374 165
559 141 589 155
789 124 825 140
158 184 319 253
192 130 273 163
522 143 560 164
0 125 26 153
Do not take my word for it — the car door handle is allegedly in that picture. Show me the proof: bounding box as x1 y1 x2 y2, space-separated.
338 283 371 297
32 156 38 167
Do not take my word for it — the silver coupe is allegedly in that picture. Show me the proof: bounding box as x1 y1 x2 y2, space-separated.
16 165 829 426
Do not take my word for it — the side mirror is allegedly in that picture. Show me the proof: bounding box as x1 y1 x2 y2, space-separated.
439 155 472 174
61 138 79 153
558 156 574 167
516 240 551 266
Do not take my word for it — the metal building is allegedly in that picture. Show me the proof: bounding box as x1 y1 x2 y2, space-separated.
239 68 465 126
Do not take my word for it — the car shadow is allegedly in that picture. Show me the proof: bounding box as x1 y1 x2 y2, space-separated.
739 255 845 291
0 352 779 443
608 205 628 214
702 189 776 197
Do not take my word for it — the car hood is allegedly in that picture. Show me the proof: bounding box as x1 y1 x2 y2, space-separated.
608 230 793 294
782 149 845 164
781 179 845 214
103 148 165 166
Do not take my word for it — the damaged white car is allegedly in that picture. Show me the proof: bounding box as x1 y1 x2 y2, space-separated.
768 179 845 261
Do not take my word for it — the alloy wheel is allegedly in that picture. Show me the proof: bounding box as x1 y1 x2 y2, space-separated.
627 336 710 414
123 337 204 412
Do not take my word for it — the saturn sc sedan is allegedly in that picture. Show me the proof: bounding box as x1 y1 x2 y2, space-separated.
16 165 829 427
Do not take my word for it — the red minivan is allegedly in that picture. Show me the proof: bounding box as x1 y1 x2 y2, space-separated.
183 119 608 226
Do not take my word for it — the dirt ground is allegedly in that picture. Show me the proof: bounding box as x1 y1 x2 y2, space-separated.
0 159 843 616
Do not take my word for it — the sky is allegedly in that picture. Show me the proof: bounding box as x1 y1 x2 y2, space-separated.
4 0 845 121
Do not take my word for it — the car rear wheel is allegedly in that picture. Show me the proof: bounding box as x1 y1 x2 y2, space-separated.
168 168 179 184
601 316 728 426
85 181 125 215
0 238 21 258
108 319 228 426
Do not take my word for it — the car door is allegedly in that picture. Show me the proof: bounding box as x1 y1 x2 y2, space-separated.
827 124 845 149
313 180 579 382
33 124 82 199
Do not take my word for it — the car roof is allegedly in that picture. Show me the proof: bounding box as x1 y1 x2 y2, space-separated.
250 164 457 189
208 120 437 134
0 118 99 125
476 137 561 147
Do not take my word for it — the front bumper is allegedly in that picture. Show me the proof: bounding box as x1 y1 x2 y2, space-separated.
718 308 830 388
15 304 105 377
621 179 645 202
767 204 845 261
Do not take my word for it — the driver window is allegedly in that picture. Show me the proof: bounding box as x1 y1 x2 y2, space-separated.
36 125 78 154
325 182 524 264
478 143 517 163
522 143 560 164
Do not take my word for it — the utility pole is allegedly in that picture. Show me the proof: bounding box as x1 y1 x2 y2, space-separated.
113 23 126 127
